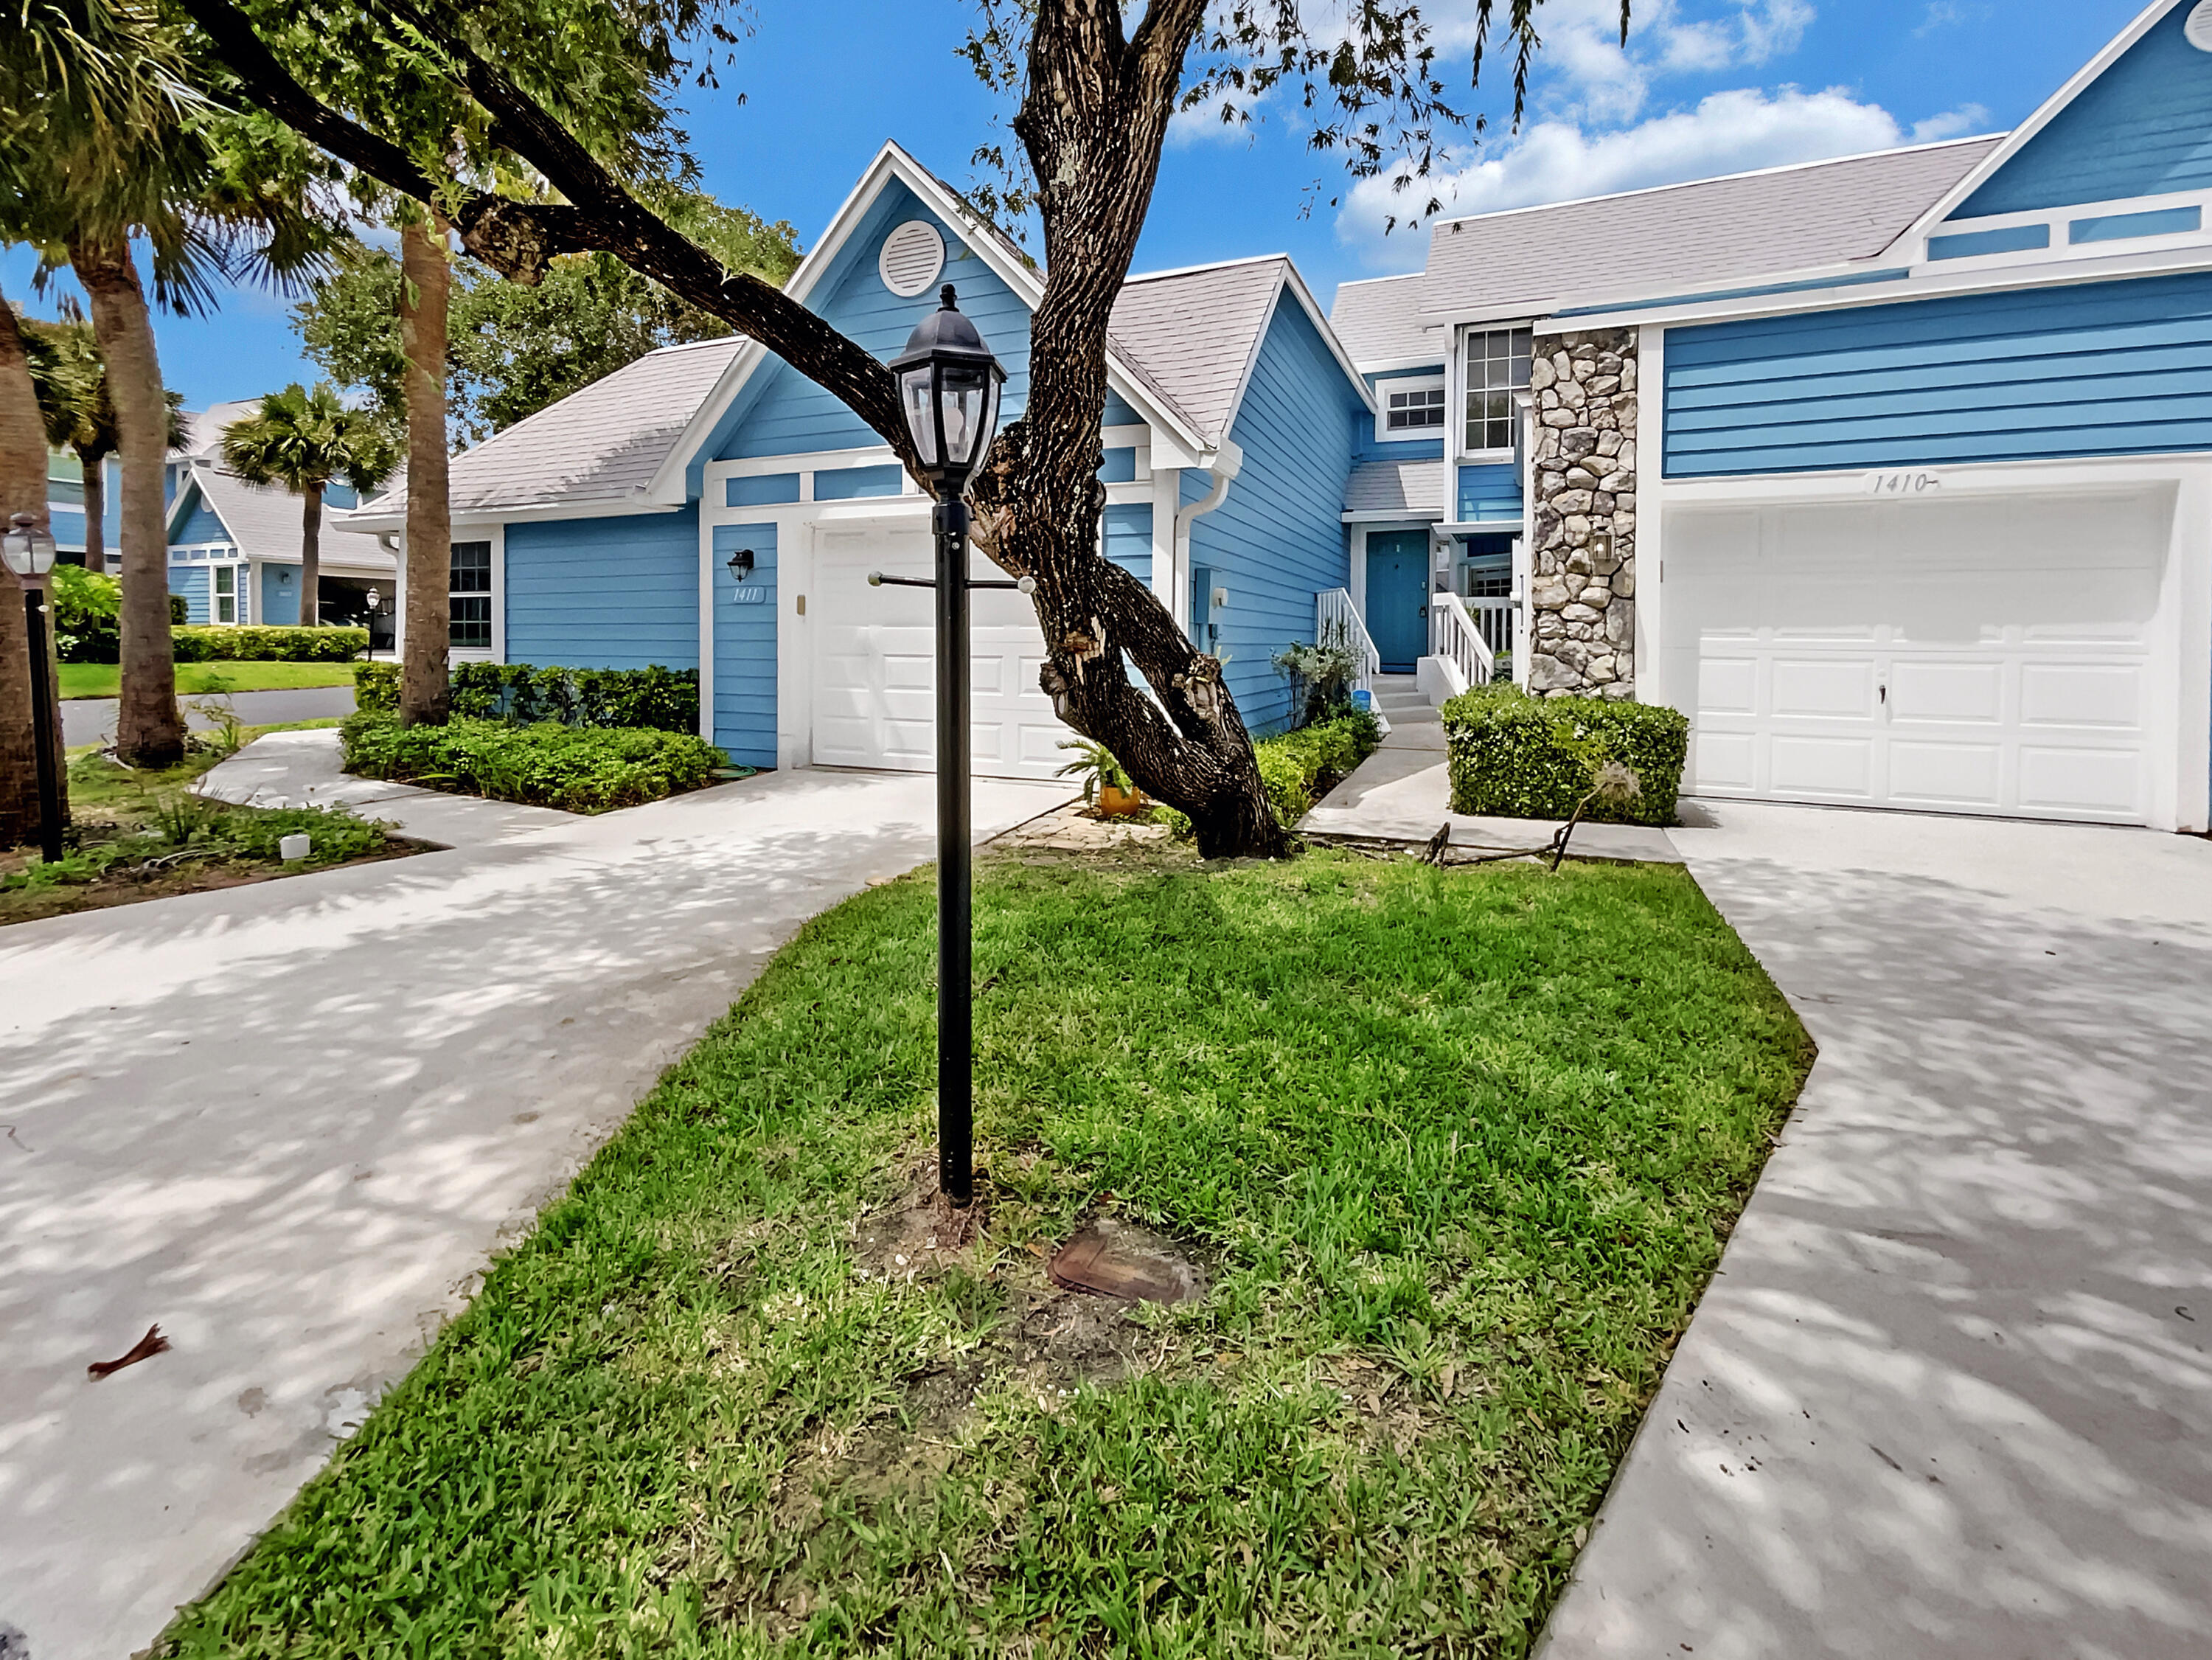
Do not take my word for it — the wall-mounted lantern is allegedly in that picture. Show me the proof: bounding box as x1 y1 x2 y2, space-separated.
726 546 755 583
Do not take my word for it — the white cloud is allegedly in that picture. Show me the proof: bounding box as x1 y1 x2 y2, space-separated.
1338 84 1988 263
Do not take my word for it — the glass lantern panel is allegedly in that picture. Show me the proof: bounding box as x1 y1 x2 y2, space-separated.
900 366 941 468
939 366 992 470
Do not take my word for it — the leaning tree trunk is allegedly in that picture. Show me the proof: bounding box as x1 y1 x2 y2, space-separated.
969 0 1284 858
398 216 451 724
298 481 322 627
0 294 48 844
80 449 106 574
72 238 184 768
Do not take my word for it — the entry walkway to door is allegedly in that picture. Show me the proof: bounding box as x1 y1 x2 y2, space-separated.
0 762 1071 1660
1538 802 2212 1660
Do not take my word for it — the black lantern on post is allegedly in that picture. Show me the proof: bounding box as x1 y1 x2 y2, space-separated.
881 285 1007 1209
3 513 63 863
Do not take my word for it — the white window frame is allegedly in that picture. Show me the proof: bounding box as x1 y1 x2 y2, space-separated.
1374 375 1447 444
1456 324 1533 463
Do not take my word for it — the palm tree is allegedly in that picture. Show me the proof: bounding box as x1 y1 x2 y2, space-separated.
0 291 58 844
219 383 396 626
24 314 187 574
397 214 453 723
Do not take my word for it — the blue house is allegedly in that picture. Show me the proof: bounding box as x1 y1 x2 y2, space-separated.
342 144 1373 774
1330 0 2212 834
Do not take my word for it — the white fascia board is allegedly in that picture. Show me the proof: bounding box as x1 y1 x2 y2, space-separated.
1342 508 1445 524
1549 239 2212 334
1882 0 2180 256
1418 299 1552 330
335 496 688 535
1354 353 1451 376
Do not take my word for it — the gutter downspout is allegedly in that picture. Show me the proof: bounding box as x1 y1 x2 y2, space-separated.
1173 438 1242 642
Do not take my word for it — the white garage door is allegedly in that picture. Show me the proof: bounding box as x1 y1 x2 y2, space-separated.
1664 488 2172 824
812 526 1073 779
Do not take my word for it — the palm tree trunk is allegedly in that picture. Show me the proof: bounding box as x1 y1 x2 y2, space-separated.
72 237 184 767
0 293 49 844
80 452 105 574
398 216 451 724
299 480 321 626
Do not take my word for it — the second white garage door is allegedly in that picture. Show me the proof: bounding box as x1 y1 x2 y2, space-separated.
1663 487 2174 824
811 525 1074 779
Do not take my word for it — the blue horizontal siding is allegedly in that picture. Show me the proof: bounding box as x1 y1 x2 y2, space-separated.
1457 462 1523 521
814 463 903 500
1099 446 1136 484
1954 4 2212 218
1663 270 2212 477
504 509 700 669
1928 223 2048 260
1103 503 1152 587
728 473 800 507
169 565 210 624
172 496 230 547
712 522 777 768
1190 293 1362 736
2071 204 2201 243
259 562 300 625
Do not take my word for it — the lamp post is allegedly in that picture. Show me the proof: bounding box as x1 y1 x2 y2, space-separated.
3 513 63 863
875 285 1009 1208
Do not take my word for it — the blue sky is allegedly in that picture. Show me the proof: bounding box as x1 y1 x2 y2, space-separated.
4 0 2153 412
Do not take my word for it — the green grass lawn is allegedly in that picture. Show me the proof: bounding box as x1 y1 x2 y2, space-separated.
161 849 1809 1659
60 659 361 698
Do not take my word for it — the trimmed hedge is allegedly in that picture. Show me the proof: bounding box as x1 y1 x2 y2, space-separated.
1158 709 1382 838
340 712 730 813
173 625 368 664
352 661 699 735
1441 684 1688 826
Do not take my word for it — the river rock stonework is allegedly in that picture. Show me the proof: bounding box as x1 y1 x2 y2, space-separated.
1527 327 1637 699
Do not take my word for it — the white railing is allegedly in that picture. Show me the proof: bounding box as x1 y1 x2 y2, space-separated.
1467 595 1514 662
1430 590 1496 690
1315 588 1381 700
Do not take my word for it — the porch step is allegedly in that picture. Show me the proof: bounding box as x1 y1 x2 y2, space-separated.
1371 676 1441 724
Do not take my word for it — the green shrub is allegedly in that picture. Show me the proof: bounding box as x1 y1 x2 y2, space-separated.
1155 712 1383 840
448 661 699 735
340 713 731 812
353 660 398 714
1441 684 1688 826
52 564 122 662
173 625 368 663
1 801 391 894
170 592 189 626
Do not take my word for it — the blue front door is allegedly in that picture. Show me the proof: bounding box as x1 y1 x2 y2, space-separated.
1366 532 1429 673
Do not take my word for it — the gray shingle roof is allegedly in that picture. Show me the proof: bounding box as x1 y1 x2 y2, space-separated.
1329 273 1444 369
1351 136 2002 350
1343 457 1445 516
177 463 393 572
359 335 748 518
1108 256 1290 445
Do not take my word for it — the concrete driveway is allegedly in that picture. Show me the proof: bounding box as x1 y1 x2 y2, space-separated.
1540 802 2212 1659
0 765 1068 1660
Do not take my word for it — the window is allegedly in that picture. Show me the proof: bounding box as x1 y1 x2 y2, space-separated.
1464 326 1533 454
451 540 493 649
1379 379 1446 438
213 563 237 624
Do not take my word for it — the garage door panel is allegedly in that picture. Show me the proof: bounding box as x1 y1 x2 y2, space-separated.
1769 735 1875 797
1888 740 2002 807
1771 659 1877 719
2019 662 2143 729
1889 660 2003 723
1668 486 2168 826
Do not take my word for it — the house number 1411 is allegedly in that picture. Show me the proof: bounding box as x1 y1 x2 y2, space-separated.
1866 470 1942 495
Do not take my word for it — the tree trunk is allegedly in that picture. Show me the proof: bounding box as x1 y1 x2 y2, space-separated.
80 452 105 574
0 294 46 845
72 237 184 768
299 481 322 626
398 216 451 724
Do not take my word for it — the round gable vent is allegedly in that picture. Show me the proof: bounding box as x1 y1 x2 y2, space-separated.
879 220 947 298
2189 0 2212 50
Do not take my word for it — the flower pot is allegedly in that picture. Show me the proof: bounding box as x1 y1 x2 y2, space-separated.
1095 784 1148 817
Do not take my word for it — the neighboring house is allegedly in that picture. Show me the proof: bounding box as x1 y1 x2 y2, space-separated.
342 142 1372 774
1331 0 2212 834
46 450 121 563
166 403 395 627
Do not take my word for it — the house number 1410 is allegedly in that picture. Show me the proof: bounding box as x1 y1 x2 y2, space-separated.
1866 470 1942 495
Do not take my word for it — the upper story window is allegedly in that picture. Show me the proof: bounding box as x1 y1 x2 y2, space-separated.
1464 326 1533 454
1375 375 1446 443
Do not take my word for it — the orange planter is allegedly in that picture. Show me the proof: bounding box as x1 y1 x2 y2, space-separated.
1095 784 1149 817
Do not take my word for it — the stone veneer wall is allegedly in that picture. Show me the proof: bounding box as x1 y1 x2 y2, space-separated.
1527 327 1638 698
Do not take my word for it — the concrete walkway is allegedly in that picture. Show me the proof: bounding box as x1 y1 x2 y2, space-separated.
0 763 1070 1660
1539 802 2212 1660
1300 678 1681 864
63 683 355 750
